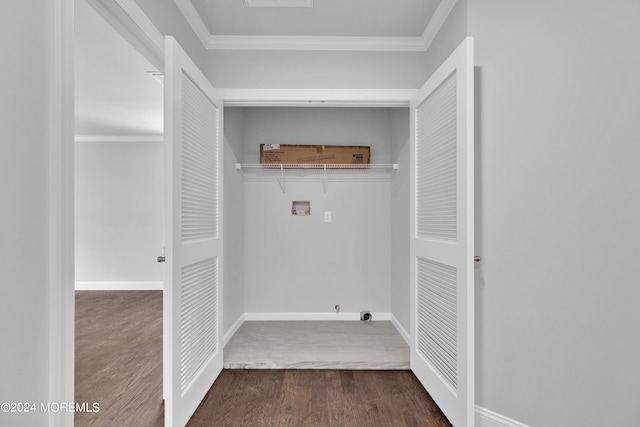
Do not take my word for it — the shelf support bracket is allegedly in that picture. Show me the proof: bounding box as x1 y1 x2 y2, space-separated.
277 164 286 193
322 164 327 195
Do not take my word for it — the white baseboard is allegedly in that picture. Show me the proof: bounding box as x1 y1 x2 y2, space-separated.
243 312 392 321
390 314 410 345
223 314 245 346
75 281 163 291
475 406 530 427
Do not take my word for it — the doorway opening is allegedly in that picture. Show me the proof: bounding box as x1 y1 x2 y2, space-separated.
74 0 164 424
221 105 411 369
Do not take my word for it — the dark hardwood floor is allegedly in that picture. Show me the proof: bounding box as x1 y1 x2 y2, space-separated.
189 370 452 427
76 291 451 427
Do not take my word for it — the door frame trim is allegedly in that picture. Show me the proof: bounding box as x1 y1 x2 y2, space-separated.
219 88 416 107
50 0 75 426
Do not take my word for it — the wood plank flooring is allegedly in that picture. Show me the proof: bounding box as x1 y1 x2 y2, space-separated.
188 369 452 427
75 291 163 427
76 291 451 426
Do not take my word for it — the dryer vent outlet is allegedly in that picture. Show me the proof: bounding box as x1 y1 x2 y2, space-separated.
360 311 372 322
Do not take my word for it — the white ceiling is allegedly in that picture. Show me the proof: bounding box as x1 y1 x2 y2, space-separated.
75 0 163 137
192 0 438 37
177 0 456 51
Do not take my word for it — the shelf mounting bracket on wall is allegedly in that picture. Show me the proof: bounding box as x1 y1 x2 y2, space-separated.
322 164 327 195
278 164 286 193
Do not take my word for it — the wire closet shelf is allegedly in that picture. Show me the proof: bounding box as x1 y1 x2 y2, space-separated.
235 163 398 174
235 163 399 193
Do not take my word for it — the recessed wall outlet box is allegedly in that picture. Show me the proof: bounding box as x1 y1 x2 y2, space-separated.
291 201 310 216
324 211 331 222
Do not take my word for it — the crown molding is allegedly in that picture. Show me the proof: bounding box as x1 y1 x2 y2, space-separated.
86 0 165 69
207 34 428 51
246 0 314 7
174 0 457 52
113 0 164 53
75 135 163 143
421 0 458 50
174 0 212 48
219 88 417 107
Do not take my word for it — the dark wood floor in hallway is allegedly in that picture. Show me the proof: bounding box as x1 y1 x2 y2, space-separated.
75 291 451 426
189 369 452 427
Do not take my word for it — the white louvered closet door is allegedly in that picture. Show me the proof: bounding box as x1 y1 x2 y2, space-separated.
410 37 474 427
163 36 223 427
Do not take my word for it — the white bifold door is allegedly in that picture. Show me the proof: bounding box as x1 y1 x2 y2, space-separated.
163 36 224 427
410 37 475 427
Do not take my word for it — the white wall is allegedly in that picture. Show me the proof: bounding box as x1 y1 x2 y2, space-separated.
75 140 164 287
223 108 245 333
242 107 392 315
469 1 640 426
0 2 55 426
207 50 437 89
389 108 411 333
242 107 392 164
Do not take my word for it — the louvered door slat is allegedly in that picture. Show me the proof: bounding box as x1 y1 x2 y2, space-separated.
181 72 218 243
417 257 458 391
180 257 218 394
416 72 458 242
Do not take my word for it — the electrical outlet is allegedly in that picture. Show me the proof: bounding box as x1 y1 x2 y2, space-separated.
324 211 331 222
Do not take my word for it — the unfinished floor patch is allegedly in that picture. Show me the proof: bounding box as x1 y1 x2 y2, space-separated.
224 320 409 369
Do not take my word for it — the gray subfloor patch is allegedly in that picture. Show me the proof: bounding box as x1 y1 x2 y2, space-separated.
224 321 410 369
